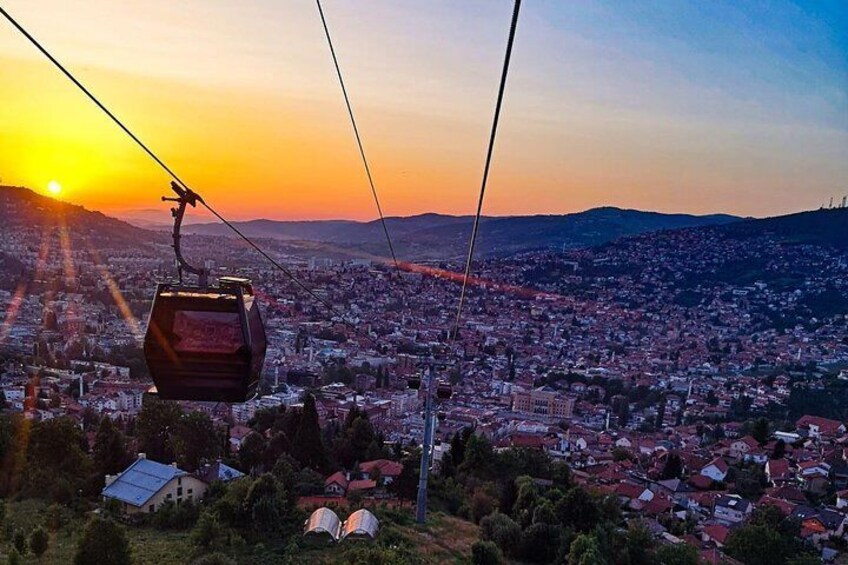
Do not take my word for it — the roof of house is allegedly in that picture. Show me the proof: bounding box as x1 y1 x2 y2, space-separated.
359 459 403 477
615 482 646 500
690 474 714 490
703 523 730 544
703 457 729 474
102 457 188 508
758 495 795 516
348 479 377 492
200 461 244 483
715 495 751 512
797 415 844 434
325 471 349 489
766 458 792 478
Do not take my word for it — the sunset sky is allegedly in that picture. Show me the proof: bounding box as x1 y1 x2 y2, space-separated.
1 1 846 221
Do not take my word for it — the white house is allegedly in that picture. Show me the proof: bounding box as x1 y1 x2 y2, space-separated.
102 454 208 514
700 457 729 482
714 494 752 524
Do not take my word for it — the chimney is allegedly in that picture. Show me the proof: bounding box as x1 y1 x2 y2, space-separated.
138 452 146 459
105 474 117 487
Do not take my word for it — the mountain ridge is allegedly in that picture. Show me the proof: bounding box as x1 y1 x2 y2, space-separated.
182 206 743 259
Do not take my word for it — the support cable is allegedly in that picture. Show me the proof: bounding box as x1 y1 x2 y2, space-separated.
451 0 521 342
316 0 401 274
0 4 368 337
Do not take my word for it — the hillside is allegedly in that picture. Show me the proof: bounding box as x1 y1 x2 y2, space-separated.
522 207 848 329
184 207 741 260
0 185 157 249
719 207 848 249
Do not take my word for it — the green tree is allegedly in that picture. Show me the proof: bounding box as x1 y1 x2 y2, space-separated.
654 543 699 565
7 548 21 565
245 474 290 535
520 522 561 563
93 418 129 475
568 534 603 565
388 449 419 502
136 398 182 462
292 394 325 470
460 434 494 477
724 524 788 565
479 512 521 557
24 417 90 499
29 526 49 558
555 488 600 533
238 432 266 473
751 418 770 445
173 411 222 472
660 453 683 480
74 517 131 565
771 439 786 460
626 522 656 565
471 540 504 565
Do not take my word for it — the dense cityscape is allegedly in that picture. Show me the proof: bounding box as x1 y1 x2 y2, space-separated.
0 185 847 564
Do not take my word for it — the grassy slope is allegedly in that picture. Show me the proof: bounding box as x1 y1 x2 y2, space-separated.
0 500 480 565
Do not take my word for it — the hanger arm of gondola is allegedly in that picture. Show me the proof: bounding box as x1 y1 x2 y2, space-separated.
162 181 208 286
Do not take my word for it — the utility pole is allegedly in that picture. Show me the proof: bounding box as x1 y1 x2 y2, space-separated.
416 365 436 524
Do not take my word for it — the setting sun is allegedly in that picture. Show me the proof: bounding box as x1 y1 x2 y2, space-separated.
47 180 62 195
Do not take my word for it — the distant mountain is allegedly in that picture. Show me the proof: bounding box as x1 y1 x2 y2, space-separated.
185 207 742 260
0 185 156 248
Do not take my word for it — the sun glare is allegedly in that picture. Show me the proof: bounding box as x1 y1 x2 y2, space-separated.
47 180 62 196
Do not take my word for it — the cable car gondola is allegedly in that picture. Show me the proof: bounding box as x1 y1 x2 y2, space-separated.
143 183 267 403
436 381 453 400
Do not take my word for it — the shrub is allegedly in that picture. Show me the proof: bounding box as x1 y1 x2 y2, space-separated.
470 491 496 524
479 512 521 557
191 553 237 565
74 516 131 565
191 511 222 549
12 530 26 554
29 526 49 557
471 540 503 565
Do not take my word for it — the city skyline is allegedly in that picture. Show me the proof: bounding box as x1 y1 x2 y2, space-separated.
1 0 846 221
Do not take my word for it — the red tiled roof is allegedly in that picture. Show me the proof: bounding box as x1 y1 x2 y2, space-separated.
359 459 403 477
766 458 791 478
690 474 714 490
797 415 844 435
703 524 730 545
348 479 377 492
615 482 646 500
757 495 795 515
325 471 348 488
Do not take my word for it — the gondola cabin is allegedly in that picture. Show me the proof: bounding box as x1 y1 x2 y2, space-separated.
143 277 266 403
